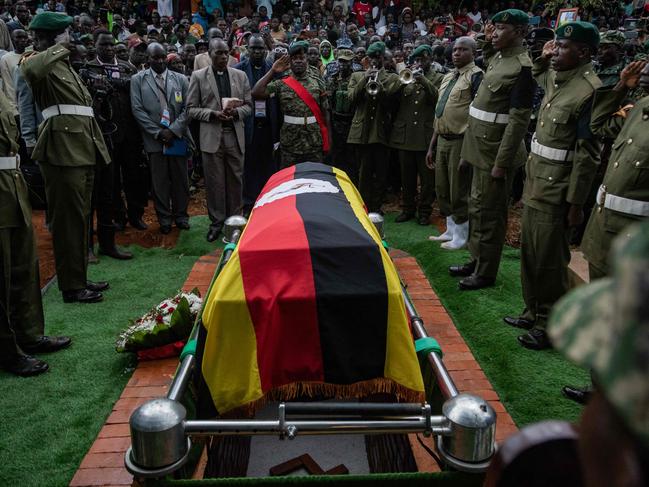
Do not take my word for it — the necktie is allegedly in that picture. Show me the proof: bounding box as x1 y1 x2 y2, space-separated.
155 73 168 112
435 70 460 119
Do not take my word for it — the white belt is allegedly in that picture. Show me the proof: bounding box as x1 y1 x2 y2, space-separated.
531 134 574 162
0 156 18 170
597 185 649 217
41 104 94 121
469 105 510 124
284 115 317 125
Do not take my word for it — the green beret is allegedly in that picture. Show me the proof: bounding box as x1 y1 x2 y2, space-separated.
409 44 432 62
526 27 555 43
288 40 310 55
367 41 386 56
491 9 529 25
599 29 626 47
337 49 354 61
28 12 73 32
556 21 600 49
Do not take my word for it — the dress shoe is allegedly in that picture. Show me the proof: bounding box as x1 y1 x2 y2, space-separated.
160 224 172 235
518 328 552 350
176 221 191 230
62 289 103 304
562 385 592 405
1 355 49 377
417 215 430 226
448 261 476 277
207 227 222 242
503 316 534 330
22 336 72 354
395 212 414 223
458 274 495 290
129 217 148 230
99 246 133 260
86 280 109 292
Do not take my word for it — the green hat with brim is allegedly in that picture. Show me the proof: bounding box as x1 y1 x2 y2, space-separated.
548 221 649 448
367 41 386 56
288 40 309 55
337 49 354 61
599 29 626 47
28 12 73 31
556 21 600 49
491 9 529 25
409 44 432 63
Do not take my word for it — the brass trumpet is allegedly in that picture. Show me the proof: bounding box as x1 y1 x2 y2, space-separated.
399 66 423 85
365 60 382 96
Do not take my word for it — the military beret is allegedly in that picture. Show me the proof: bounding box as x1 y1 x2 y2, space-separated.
599 29 626 47
367 41 386 56
28 12 73 31
288 40 309 55
556 21 600 49
526 27 555 43
408 44 432 64
491 9 529 25
337 49 354 61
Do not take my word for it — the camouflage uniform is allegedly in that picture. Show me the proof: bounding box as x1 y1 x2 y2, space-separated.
326 66 357 183
265 73 329 168
595 31 626 89
548 220 649 448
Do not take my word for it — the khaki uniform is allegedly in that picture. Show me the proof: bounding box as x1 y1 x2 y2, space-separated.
582 89 649 278
434 62 483 224
0 90 44 360
22 44 110 292
265 73 329 168
460 43 533 279
347 68 400 211
520 60 602 328
389 69 442 219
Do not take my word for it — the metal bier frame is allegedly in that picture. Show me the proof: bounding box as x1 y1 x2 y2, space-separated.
125 214 496 479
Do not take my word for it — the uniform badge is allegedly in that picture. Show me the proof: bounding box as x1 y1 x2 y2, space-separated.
564 26 573 36
502 12 509 20
175 90 182 103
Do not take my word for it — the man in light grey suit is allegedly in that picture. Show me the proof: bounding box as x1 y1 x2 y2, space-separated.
130 42 191 234
188 39 251 242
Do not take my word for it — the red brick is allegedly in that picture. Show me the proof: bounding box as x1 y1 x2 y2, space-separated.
445 360 481 371
456 378 493 391
112 397 149 412
127 372 174 387
69 467 133 486
488 401 508 414
88 437 132 454
136 358 177 368
106 410 131 424
98 424 131 438
120 385 167 398
441 343 471 353
450 370 488 382
79 453 125 469
472 389 500 401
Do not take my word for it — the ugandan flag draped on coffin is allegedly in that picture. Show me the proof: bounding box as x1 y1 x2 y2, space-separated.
196 162 424 415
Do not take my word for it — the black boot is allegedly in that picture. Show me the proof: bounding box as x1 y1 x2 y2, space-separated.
97 224 133 260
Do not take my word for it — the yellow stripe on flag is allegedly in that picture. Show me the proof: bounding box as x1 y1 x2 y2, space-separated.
202 250 263 413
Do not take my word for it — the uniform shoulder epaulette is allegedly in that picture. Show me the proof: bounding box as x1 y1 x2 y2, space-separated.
516 52 532 68
583 69 603 90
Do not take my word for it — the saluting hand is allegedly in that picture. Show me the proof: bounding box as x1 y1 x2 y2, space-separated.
617 61 647 90
484 23 495 42
541 40 555 60
272 54 291 74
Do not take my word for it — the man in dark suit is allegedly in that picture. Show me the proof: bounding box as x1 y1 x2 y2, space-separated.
130 42 192 234
233 34 279 215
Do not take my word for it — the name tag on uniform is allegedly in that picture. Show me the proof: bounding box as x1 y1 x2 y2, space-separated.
254 100 267 118
175 90 183 103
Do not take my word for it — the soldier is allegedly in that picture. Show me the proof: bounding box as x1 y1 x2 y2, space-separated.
448 9 534 290
505 22 602 351
22 12 111 304
251 40 331 168
0 89 72 377
347 41 399 213
326 48 357 183
391 44 443 226
427 36 483 249
595 30 626 88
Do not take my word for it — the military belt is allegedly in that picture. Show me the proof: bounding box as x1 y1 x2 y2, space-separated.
530 134 574 162
439 133 464 141
597 185 649 217
0 155 18 170
469 106 509 124
42 104 94 121
284 115 317 125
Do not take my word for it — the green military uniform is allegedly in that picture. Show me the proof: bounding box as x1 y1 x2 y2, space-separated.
460 10 534 282
582 87 649 279
434 61 483 226
520 22 602 330
347 42 400 212
595 31 626 89
22 40 110 294
265 72 329 168
326 50 356 183
0 90 45 361
390 45 443 222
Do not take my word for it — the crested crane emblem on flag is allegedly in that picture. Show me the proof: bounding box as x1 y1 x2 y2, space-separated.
254 178 340 209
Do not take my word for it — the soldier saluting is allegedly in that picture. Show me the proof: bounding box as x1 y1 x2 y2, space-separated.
449 9 535 291
506 22 603 350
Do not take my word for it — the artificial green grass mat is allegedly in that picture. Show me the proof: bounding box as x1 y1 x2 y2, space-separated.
0 216 219 487
383 214 588 427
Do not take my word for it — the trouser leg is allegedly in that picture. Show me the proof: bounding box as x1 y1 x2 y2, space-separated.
203 150 226 229
399 150 417 215
435 139 452 217
223 130 244 219
148 152 173 226
169 156 190 225
447 137 470 224
367 143 388 212
40 163 94 292
416 150 434 218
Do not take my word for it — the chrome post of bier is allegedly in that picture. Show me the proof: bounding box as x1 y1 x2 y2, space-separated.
222 215 248 244
368 212 385 239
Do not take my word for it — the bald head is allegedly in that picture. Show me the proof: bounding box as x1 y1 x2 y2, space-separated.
455 36 477 51
207 27 224 39
147 42 168 74
209 38 229 70
452 36 476 68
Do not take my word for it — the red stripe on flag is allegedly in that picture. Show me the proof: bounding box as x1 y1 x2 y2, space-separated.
238 167 325 391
